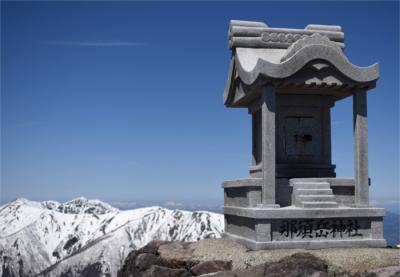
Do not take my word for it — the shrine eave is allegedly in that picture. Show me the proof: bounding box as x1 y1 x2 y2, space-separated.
223 20 379 107
237 45 378 85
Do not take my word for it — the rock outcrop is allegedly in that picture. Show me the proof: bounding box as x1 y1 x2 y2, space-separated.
118 239 400 277
118 240 231 277
206 252 329 277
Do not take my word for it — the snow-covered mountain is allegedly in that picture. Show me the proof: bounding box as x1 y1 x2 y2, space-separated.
0 198 224 277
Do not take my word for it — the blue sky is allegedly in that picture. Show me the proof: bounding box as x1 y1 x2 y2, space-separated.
1 1 399 205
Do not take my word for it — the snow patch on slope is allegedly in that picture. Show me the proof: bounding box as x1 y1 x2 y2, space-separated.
56 197 118 214
0 198 224 277
0 198 45 237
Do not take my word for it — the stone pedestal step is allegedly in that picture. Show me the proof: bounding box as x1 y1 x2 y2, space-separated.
293 182 330 190
294 188 333 195
301 201 339 208
292 180 338 208
297 194 336 202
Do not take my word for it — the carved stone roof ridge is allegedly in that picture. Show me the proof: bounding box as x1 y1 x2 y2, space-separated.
223 20 380 107
228 20 345 49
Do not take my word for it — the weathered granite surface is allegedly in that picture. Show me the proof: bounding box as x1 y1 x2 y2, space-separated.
118 239 400 277
221 19 383 250
117 240 231 277
224 20 379 108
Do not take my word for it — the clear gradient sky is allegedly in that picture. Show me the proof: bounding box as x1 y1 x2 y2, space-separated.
1 1 399 205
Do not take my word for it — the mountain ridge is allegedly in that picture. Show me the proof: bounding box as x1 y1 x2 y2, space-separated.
0 198 223 277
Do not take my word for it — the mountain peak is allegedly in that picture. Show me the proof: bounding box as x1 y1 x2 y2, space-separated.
41 200 61 210
56 197 118 214
8 197 43 209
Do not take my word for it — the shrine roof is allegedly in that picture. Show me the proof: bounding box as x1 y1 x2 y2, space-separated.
224 20 379 107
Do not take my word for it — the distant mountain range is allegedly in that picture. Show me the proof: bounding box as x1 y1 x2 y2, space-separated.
0 198 398 277
0 198 223 277
382 210 400 248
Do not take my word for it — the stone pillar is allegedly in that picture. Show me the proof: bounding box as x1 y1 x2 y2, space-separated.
251 109 261 166
260 86 279 207
353 90 369 207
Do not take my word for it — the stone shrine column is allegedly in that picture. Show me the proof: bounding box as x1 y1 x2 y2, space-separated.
353 90 369 207
260 86 279 207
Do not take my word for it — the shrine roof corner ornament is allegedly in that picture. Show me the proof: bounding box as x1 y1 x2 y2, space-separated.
224 20 379 107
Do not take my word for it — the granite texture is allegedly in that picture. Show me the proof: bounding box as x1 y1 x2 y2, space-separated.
228 20 344 49
260 86 277 206
353 90 369 207
223 20 379 108
221 19 384 250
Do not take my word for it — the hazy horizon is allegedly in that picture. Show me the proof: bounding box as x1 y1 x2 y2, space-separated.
1 195 398 212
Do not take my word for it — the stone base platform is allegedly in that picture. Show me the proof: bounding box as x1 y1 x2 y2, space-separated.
224 233 386 250
223 206 386 250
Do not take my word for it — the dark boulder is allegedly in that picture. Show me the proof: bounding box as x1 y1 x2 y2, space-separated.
199 252 329 277
262 252 328 277
118 250 140 276
135 253 161 271
118 241 197 277
140 240 170 254
141 265 191 277
119 241 334 277
191 260 232 276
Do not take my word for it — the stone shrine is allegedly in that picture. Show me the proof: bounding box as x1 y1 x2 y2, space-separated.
221 20 386 249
